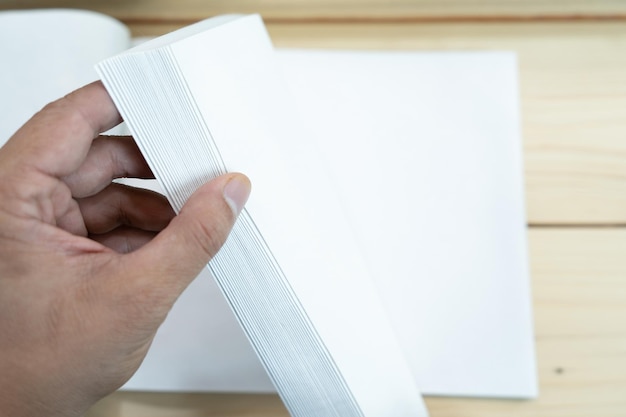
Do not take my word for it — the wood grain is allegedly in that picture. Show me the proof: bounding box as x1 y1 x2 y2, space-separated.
3 0 626 21
85 228 626 417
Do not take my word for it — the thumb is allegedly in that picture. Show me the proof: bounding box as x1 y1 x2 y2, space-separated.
128 172 251 297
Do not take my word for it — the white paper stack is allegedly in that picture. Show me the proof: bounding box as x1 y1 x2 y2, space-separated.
97 14 429 417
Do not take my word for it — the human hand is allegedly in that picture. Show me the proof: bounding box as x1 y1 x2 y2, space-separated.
0 82 251 417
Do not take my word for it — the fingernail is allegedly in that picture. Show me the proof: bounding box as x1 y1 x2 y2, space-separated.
223 174 251 216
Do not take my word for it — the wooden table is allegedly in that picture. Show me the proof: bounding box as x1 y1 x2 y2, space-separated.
4 1 626 416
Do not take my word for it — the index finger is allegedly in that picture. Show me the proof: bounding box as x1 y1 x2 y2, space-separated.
2 81 122 178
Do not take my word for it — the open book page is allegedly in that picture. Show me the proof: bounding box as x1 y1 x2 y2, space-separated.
0 9 130 144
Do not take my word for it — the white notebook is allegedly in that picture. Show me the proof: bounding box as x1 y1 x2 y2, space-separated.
0 9 537 401
97 14 430 416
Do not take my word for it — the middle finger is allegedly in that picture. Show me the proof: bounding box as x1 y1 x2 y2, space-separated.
78 183 174 235
63 135 154 198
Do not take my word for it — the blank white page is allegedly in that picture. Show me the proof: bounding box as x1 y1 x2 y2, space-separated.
278 49 536 398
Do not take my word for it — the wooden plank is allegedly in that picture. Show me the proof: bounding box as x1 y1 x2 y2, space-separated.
85 228 626 416
3 0 626 22
131 21 626 225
